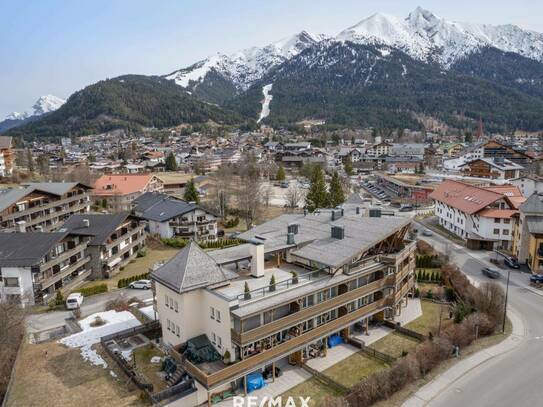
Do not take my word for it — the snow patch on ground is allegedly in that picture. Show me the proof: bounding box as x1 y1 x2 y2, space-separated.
257 84 273 123
379 48 391 57
59 310 141 368
401 64 407 76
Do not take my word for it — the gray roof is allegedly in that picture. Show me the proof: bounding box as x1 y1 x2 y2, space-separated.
344 192 365 205
151 241 237 293
60 212 132 246
0 232 68 267
0 182 91 213
239 211 410 268
0 136 12 149
526 216 543 234
520 193 543 214
133 192 200 222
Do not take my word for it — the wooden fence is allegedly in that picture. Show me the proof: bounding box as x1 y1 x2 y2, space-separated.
347 337 396 364
301 363 349 394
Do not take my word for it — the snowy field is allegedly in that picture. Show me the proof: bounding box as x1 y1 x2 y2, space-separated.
60 310 141 368
257 83 273 123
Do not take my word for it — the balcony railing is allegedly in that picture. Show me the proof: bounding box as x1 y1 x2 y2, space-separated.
2 194 89 221
232 276 394 345
178 298 389 389
105 224 145 250
39 245 87 272
35 255 91 290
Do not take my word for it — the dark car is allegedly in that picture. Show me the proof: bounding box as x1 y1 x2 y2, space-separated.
482 267 501 279
504 257 520 269
530 274 543 284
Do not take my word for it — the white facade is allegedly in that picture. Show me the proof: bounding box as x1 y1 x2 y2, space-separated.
0 266 33 305
0 153 5 177
148 208 218 241
511 177 543 197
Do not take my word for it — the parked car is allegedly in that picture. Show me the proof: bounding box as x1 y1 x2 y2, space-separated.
504 257 520 269
128 279 151 290
66 293 84 309
399 205 413 212
280 181 289 188
482 267 501 279
422 229 433 236
530 274 543 284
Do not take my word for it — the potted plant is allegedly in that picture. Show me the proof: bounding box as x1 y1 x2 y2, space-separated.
291 271 299 284
223 350 231 364
269 274 276 292
244 282 251 300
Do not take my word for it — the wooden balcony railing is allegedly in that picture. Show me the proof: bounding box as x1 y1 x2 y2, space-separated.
232 276 394 345
2 194 89 222
35 255 91 290
39 245 88 272
395 276 415 303
180 298 389 389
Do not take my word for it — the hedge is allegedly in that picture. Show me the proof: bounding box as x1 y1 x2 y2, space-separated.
118 272 151 289
161 237 243 250
78 284 108 297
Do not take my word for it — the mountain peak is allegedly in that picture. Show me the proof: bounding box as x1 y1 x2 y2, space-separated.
4 95 65 121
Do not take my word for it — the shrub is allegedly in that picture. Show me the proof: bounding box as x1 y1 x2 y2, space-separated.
414 288 420 298
269 274 276 292
444 287 456 302
464 312 496 336
137 248 147 258
223 217 240 228
453 302 472 323
90 316 106 327
244 282 251 300
54 290 64 306
117 272 151 288
78 284 108 297
443 322 475 348
426 290 434 299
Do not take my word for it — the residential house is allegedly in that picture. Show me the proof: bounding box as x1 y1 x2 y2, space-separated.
512 193 543 273
0 182 91 233
510 176 543 197
133 192 218 241
61 213 146 279
92 173 164 212
0 136 13 176
459 158 523 180
430 180 525 250
151 209 416 404
0 232 90 305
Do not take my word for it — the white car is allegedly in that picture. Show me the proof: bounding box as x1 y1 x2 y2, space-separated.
128 279 151 290
66 293 84 309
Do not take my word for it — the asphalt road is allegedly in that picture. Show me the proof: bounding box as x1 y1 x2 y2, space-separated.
26 287 153 332
416 224 543 407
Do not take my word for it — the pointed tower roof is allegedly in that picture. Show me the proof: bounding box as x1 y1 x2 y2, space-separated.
151 241 237 293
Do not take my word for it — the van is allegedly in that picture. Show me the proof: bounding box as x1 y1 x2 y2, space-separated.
66 293 84 309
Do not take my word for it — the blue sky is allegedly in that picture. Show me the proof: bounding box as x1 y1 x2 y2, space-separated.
1 0 542 117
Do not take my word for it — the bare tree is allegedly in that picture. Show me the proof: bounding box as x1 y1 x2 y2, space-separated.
262 185 273 208
285 184 304 211
0 298 26 402
210 165 234 218
235 163 262 229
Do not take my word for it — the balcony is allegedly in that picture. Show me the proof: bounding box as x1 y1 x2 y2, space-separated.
382 240 417 266
231 276 394 345
105 224 145 251
35 255 91 290
177 298 389 389
3 194 89 222
39 245 87 272
395 276 415 304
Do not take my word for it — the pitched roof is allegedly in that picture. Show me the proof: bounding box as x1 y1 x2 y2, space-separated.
133 192 203 222
0 232 69 267
526 216 543 234
93 174 158 196
60 212 132 245
478 209 517 219
0 182 90 213
520 193 543 214
429 180 504 215
151 241 237 293
484 185 526 209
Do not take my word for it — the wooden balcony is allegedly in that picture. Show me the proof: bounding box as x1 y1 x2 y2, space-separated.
39 245 88 272
231 276 394 345
395 276 415 304
2 194 89 222
36 255 91 290
180 298 389 389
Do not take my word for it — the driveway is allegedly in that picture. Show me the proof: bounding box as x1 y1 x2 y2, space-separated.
26 288 153 332
415 224 543 407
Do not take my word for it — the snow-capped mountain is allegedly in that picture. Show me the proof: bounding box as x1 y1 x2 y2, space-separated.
165 30 328 91
168 7 543 93
338 7 543 66
4 95 66 121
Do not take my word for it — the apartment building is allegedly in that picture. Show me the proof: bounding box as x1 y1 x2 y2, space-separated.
0 182 91 233
0 232 90 305
151 209 415 404
512 193 543 273
511 175 543 197
92 173 164 212
61 213 146 279
133 192 218 241
430 180 525 250
458 158 523 180
0 136 13 176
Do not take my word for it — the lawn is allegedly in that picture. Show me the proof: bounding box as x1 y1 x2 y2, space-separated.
324 352 388 388
404 301 453 336
370 332 420 358
133 344 167 393
280 378 342 407
6 340 145 407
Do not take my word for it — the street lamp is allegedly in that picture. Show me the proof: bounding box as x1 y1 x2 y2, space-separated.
502 268 511 333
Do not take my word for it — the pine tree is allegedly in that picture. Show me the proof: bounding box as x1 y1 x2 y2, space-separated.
165 152 178 171
329 171 345 207
305 166 329 211
276 165 286 181
183 178 200 203
344 155 354 176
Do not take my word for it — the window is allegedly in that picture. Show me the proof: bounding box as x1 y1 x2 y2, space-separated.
218 336 222 348
504 219 510 224
166 319 171 331
3 277 19 287
494 218 501 223
211 332 216 344
169 298 174 309
174 301 179 312
503 229 509 235
175 325 180 337
165 295 169 306
493 228 500 235
210 307 215 320
216 310 221 322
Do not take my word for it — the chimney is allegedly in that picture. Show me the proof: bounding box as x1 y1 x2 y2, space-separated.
83 219 90 228
287 223 299 235
16 221 26 233
356 207 360 215
331 225 344 240
303 208 308 216
287 232 295 245
250 242 264 278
